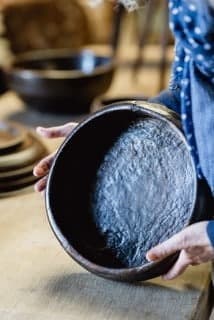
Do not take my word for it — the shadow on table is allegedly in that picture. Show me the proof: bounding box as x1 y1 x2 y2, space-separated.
42 272 204 320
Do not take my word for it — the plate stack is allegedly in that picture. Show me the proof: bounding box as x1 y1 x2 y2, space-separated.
0 121 47 197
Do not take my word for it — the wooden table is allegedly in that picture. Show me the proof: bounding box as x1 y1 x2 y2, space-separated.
0 92 213 320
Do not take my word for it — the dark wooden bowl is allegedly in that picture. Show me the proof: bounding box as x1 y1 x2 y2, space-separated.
45 101 213 282
7 49 115 114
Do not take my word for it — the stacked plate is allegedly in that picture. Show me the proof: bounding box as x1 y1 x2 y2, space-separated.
0 121 47 197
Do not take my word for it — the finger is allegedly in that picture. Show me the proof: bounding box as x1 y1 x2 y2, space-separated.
147 222 211 262
33 152 56 177
146 229 189 261
36 122 78 139
162 250 190 280
34 176 48 193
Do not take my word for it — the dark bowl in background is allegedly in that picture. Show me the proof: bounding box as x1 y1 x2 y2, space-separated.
7 49 115 114
45 101 214 282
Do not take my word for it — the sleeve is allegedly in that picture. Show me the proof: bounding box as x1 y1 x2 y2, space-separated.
148 89 181 114
208 0 214 9
207 221 214 247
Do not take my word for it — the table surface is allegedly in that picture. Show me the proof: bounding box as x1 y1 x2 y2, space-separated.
0 88 213 319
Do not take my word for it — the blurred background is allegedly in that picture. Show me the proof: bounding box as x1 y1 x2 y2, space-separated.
0 0 175 195
0 0 174 104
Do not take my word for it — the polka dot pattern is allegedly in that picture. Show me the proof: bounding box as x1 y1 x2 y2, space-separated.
169 0 214 180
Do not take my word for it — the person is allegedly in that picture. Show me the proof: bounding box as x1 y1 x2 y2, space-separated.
33 0 214 280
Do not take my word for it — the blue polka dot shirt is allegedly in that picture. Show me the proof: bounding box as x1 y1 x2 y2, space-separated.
150 0 214 244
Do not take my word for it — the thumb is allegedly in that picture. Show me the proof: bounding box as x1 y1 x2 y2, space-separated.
146 221 210 262
146 229 189 262
36 122 78 139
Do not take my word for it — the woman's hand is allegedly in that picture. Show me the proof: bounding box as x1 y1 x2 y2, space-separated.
33 122 78 193
146 221 214 280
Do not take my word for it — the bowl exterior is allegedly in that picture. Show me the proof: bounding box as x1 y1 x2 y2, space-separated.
45 101 213 282
8 67 114 113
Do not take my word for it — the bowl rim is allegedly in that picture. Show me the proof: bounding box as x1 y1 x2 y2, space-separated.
10 48 115 80
45 101 198 280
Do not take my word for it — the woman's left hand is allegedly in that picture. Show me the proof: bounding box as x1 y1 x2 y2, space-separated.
33 122 78 193
146 221 214 280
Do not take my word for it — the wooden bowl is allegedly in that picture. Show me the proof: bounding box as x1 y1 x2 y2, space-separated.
7 49 115 114
45 101 213 282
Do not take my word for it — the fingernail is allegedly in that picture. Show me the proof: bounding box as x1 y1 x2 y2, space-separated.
146 252 159 261
146 253 152 261
33 167 45 177
36 127 43 133
37 127 48 135
37 126 45 131
33 168 38 176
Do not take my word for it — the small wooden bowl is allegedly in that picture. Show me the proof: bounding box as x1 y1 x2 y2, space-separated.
7 49 115 114
45 101 213 282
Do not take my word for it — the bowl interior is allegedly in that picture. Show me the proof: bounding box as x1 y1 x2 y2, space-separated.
47 106 196 270
14 50 113 74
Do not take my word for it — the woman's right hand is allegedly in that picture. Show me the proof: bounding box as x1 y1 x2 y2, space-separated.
33 122 78 193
